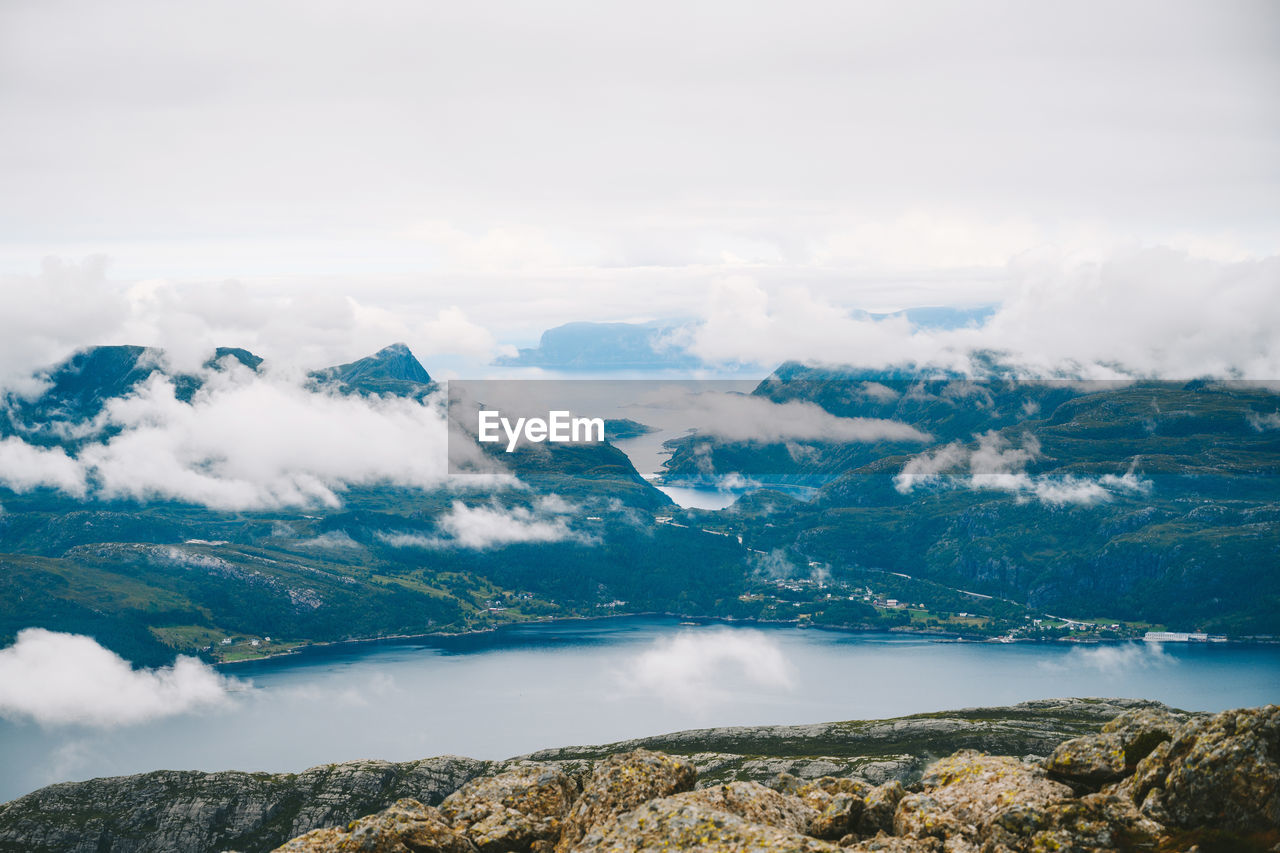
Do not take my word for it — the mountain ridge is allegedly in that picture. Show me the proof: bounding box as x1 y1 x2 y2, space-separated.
0 698 1171 853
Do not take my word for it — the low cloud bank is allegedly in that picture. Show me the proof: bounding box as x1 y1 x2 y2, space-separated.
0 259 505 390
377 496 588 550
1248 411 1280 431
0 365 452 510
639 390 930 445
5 248 1279 394
688 250 1280 378
895 431 1152 506
0 437 88 497
0 629 239 727
1041 642 1175 674
616 628 793 713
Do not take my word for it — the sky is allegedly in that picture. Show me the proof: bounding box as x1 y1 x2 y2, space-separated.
1 0 1278 378
3 0 1280 779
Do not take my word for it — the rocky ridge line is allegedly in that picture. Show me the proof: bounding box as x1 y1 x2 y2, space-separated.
0 699 1216 853
272 703 1280 853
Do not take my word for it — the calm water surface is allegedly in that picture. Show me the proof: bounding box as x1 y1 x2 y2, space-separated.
2 616 1278 801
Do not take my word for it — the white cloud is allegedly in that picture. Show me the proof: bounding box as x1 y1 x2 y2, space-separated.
3 245 1276 392
403 220 577 273
0 1 1275 384
686 251 1280 378
750 548 802 581
0 258 131 391
0 437 88 497
981 249 1280 378
373 531 439 549
79 372 450 509
0 259 514 389
858 382 900 403
894 430 1033 489
632 384 930 445
969 431 1041 475
377 496 588 550
3 1 1276 277
698 395 930 445
421 307 513 360
895 431 1153 507
1247 410 1280 431
894 441 970 487
1098 471 1154 496
814 210 1048 270
0 361 453 510
689 278 955 370
294 531 365 552
0 629 239 727
615 628 793 713
1041 642 1175 674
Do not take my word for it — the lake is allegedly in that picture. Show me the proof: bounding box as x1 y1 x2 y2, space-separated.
2 616 1278 802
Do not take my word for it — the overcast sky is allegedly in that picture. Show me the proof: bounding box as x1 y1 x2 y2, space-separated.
1 0 1277 376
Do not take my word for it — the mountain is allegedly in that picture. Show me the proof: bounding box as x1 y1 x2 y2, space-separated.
868 305 996 329
658 365 1280 634
662 364 1095 482
0 344 722 666
495 321 702 370
0 345 264 446
0 344 269 448
3 700 1275 853
309 342 434 396
206 346 264 372
2 348 1279 666
497 312 997 372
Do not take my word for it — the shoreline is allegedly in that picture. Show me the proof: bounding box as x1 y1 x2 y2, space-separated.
213 611 1276 669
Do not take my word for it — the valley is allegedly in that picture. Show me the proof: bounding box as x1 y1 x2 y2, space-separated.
1 345 1277 668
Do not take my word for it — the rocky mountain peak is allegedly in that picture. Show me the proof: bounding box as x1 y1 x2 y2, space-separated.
311 343 433 392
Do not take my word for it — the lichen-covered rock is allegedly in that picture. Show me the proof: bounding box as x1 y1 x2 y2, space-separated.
0 758 490 853
569 797 841 852
768 772 805 795
842 833 942 852
668 781 818 834
1044 732 1128 789
17 700 1280 853
892 762 1164 852
983 792 1163 852
857 780 906 836
0 699 1160 853
272 799 475 852
1120 704 1280 834
439 766 579 852
807 792 862 840
1051 792 1164 852
894 752 1072 848
1108 741 1170 814
795 777 871 839
523 699 1158 791
554 750 695 853
892 794 965 844
1100 706 1187 766
796 776 874 801
1046 706 1189 791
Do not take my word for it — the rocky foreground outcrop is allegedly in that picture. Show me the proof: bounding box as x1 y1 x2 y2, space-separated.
1 699 1275 852
270 704 1279 853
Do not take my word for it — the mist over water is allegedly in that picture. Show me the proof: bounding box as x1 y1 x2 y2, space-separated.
2 616 1278 803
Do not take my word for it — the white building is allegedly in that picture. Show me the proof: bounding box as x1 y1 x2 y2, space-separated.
1143 631 1209 642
